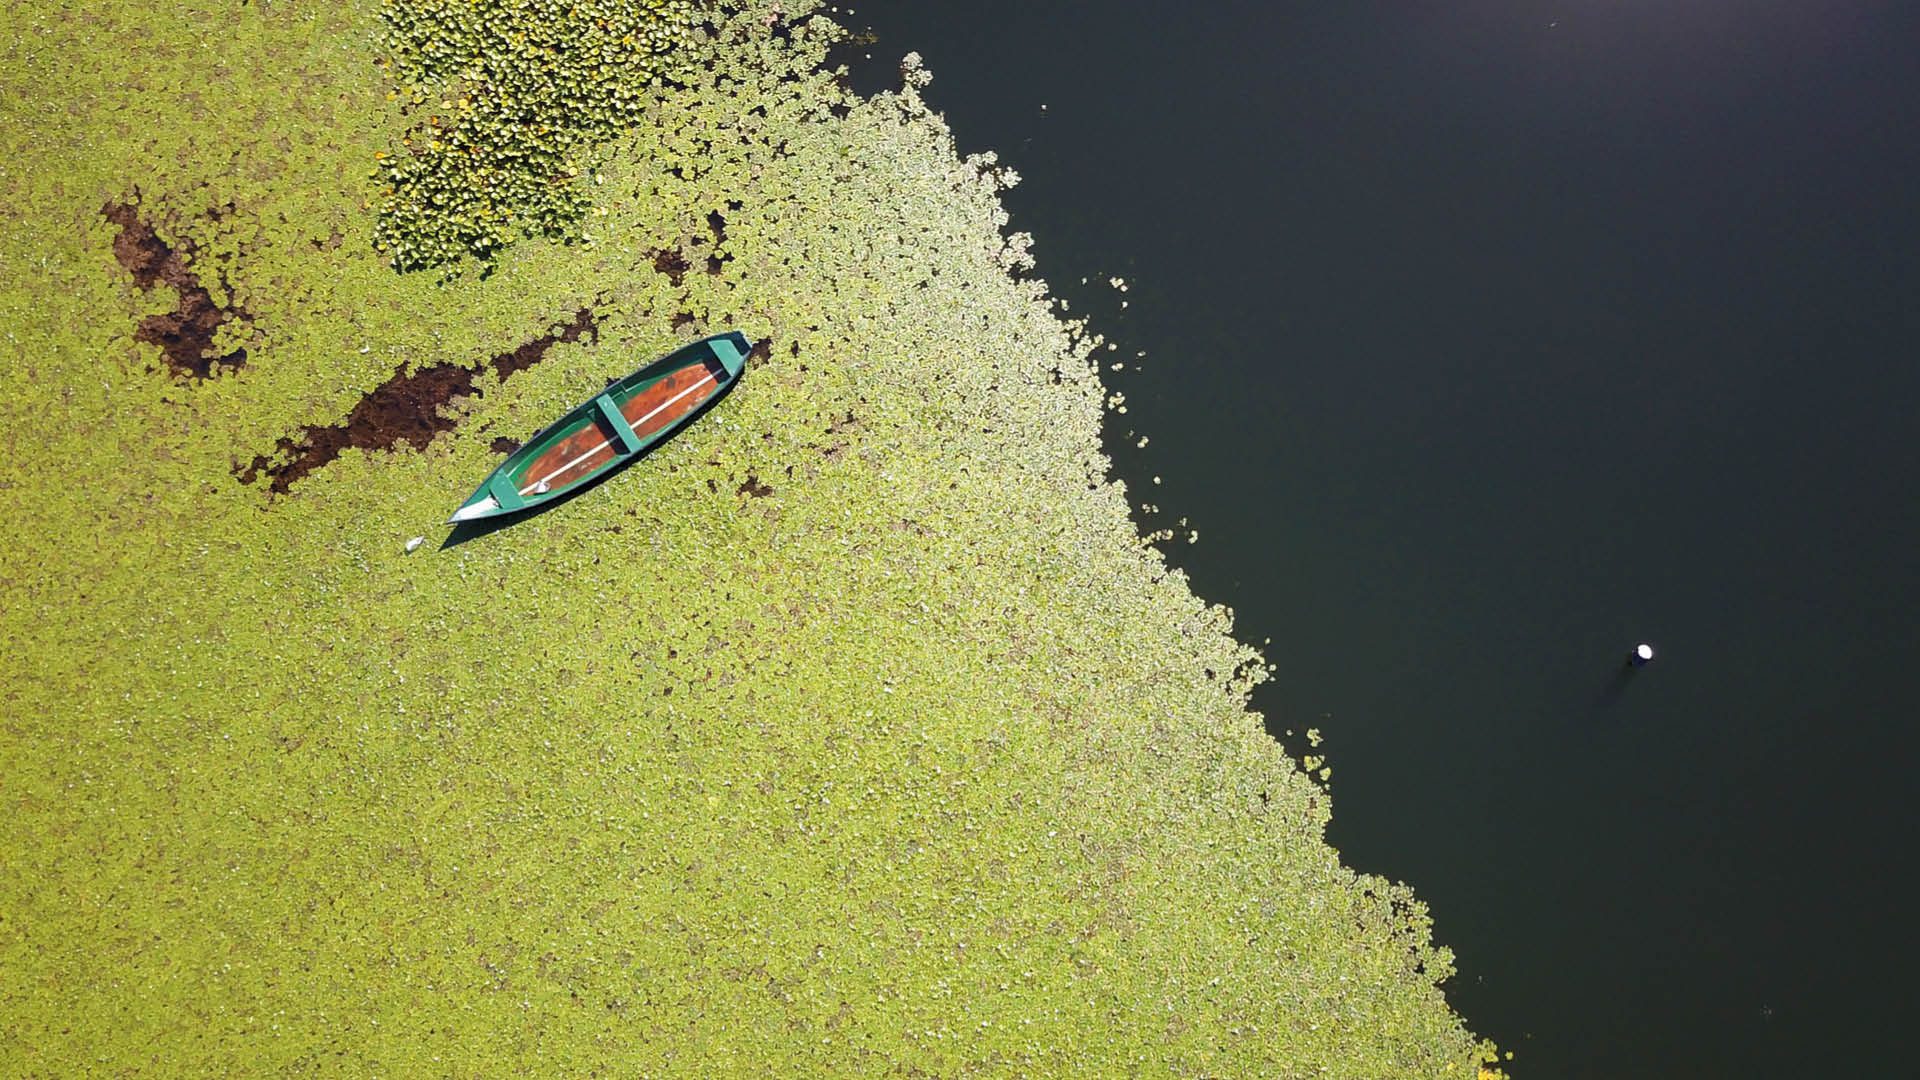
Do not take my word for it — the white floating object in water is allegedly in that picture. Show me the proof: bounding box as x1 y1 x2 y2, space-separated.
405 536 425 553
1631 643 1655 666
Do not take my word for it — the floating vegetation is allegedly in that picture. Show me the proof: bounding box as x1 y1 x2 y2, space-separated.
0 0 1496 1074
372 0 699 271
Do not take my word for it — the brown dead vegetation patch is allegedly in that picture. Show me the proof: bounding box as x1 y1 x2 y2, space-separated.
238 308 597 495
651 247 691 285
103 201 250 379
704 209 734 276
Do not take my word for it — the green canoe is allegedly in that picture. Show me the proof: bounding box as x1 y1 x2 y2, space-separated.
448 331 749 524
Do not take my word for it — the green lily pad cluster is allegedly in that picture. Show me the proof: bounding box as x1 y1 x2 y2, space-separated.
372 0 698 271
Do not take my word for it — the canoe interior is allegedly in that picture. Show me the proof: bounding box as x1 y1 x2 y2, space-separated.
507 356 725 501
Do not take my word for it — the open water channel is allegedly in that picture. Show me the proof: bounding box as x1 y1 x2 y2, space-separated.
850 3 1920 1076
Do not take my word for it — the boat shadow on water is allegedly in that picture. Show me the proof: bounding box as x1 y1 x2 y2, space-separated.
438 375 742 550
1589 661 1644 716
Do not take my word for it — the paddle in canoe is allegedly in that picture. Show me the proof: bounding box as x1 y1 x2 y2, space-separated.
447 330 749 524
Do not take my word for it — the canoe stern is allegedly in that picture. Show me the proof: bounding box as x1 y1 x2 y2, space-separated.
710 331 750 380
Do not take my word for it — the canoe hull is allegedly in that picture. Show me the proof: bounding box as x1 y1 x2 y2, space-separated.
448 331 749 524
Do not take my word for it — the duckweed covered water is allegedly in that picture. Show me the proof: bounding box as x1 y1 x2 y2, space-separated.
0 2 1495 1073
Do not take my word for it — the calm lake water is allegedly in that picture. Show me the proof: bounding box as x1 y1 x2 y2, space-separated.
849 3 1920 1076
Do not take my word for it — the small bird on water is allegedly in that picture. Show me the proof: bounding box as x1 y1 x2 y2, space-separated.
1629 643 1655 667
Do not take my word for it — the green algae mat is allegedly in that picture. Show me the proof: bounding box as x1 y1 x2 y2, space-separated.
0 2 1502 1074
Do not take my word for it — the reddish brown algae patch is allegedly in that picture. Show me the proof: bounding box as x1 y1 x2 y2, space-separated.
239 309 597 494
103 201 250 379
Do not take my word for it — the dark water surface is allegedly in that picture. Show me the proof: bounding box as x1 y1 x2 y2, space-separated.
848 2 1920 1076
